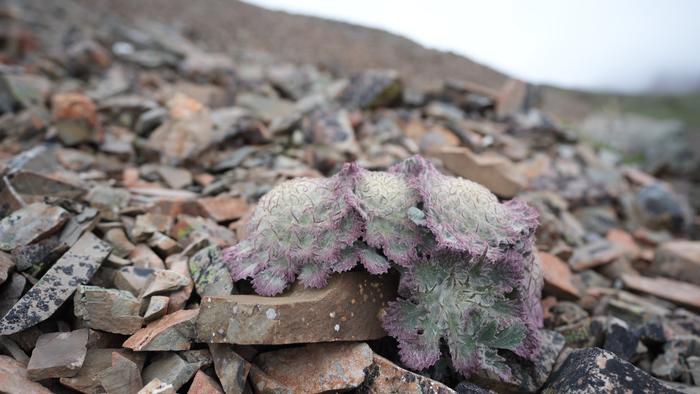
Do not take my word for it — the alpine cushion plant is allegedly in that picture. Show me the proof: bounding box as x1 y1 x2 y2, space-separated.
223 155 542 379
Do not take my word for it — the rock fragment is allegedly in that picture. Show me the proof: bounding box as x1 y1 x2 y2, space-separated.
428 146 526 197
650 240 700 286
143 295 170 322
472 330 565 393
0 250 14 284
98 352 143 394
74 285 144 334
255 342 373 393
139 378 176 394
27 328 89 380
188 370 224 394
209 344 251 394
0 202 69 251
0 355 53 394
140 269 190 297
189 245 233 297
197 196 249 222
51 92 100 146
123 308 198 351
569 240 626 271
359 353 455 393
142 353 199 392
542 348 678 393
196 272 395 344
340 69 401 109
621 274 700 311
538 251 580 299
0 232 111 335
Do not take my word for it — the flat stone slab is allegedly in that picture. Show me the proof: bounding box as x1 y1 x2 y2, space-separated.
0 202 69 250
621 274 700 311
0 232 111 335
196 271 396 344
255 342 373 393
27 329 89 380
123 309 199 351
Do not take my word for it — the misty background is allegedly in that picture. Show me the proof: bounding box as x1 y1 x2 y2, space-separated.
246 0 700 94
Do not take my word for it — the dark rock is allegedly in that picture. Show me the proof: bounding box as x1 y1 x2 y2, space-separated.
543 348 680 393
472 330 565 393
340 69 402 109
0 232 111 335
603 318 641 361
630 183 694 234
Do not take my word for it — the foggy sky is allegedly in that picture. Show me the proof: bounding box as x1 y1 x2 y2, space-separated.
246 0 700 93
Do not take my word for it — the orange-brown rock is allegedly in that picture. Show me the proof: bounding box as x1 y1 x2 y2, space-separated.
538 251 580 299
360 353 455 393
427 146 526 197
255 342 373 393
197 196 249 223
123 309 199 351
188 370 224 394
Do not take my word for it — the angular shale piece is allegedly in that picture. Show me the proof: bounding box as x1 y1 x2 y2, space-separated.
27 329 89 380
74 285 144 334
223 156 542 379
0 232 111 335
197 271 395 344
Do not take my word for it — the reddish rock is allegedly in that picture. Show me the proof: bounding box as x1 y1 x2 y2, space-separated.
427 146 526 197
197 196 249 222
188 370 224 394
538 251 580 299
650 240 700 286
255 342 373 393
622 274 700 311
147 93 214 161
130 244 166 269
249 365 292 394
360 354 455 393
51 92 99 146
196 272 396 344
606 228 641 259
0 355 53 394
123 309 199 351
27 329 89 380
